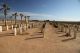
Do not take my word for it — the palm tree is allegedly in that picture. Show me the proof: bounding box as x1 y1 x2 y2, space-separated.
2 3 10 26
10 16 13 25
68 24 71 37
27 16 30 20
24 16 27 24
73 25 77 39
27 16 30 28
20 13 23 24
27 16 30 23
13 13 18 25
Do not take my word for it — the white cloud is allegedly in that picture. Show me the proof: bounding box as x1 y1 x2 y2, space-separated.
57 17 80 21
7 11 55 20
1 11 80 21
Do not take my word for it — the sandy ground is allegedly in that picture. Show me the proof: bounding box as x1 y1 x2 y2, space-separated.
0 22 80 53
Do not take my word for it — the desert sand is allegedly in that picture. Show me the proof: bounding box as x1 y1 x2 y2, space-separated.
0 22 80 53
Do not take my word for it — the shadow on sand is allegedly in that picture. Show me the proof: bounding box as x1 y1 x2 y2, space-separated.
25 36 44 40
62 37 75 42
25 32 44 40
56 30 64 34
18 33 29 35
31 32 43 36
59 33 71 37
0 33 14 37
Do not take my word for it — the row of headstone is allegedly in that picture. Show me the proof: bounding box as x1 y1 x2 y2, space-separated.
0 21 44 36
0 23 29 36
52 22 79 39
14 23 29 35
0 25 10 32
13 22 39 35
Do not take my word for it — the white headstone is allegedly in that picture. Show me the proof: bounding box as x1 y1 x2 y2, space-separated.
27 24 29 29
6 25 9 30
0 26 2 32
14 27 17 36
12 25 13 30
24 24 27 31
19 24 22 34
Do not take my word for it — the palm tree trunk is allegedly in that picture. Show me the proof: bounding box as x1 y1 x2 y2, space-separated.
15 15 16 25
5 15 6 26
21 16 22 24
25 17 27 29
11 19 12 25
4 10 7 26
73 25 77 39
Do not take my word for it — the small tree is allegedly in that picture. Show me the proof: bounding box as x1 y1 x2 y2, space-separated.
24 16 27 24
27 16 30 23
73 25 77 39
13 13 18 25
20 13 23 24
10 16 13 25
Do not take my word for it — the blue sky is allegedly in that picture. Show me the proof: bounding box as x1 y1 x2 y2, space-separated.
0 0 80 21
